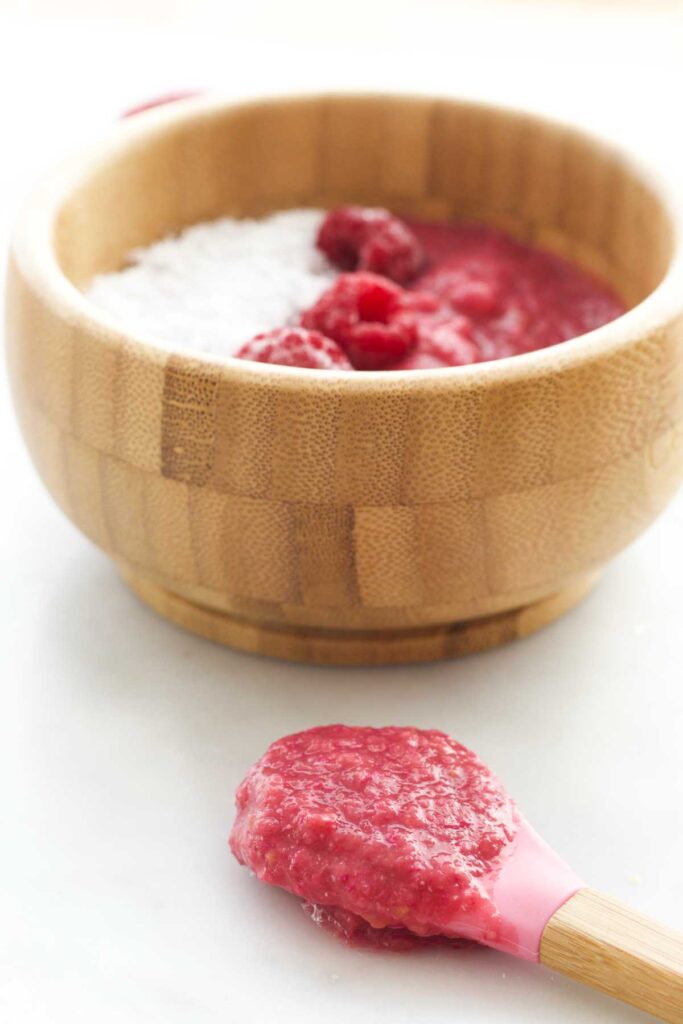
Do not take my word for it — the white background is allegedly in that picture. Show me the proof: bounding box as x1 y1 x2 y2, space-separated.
1 2 682 1022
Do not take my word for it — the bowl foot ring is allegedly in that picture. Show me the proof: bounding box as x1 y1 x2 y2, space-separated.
120 568 601 665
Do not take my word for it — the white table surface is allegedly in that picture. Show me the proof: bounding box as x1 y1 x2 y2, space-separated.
1 3 682 1022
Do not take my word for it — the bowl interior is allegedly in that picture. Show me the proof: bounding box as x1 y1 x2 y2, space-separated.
54 95 674 311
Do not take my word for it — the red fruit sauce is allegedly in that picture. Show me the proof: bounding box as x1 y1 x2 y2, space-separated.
230 725 519 949
407 219 625 363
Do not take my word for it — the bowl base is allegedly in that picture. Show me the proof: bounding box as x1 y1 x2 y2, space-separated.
120 569 600 666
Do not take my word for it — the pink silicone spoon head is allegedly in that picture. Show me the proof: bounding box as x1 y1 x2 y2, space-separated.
490 817 582 960
229 725 582 959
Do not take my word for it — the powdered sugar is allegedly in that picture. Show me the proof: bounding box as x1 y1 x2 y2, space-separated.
85 209 336 359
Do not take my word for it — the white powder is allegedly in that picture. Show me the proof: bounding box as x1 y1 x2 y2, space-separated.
85 209 336 359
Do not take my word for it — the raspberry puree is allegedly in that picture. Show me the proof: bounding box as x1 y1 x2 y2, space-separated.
406 219 625 364
236 206 625 371
230 725 521 949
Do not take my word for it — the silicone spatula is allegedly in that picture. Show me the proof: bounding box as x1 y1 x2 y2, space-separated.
231 725 683 1023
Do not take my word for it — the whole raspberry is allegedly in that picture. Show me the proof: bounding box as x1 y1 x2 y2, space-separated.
316 207 390 271
360 219 424 283
343 321 417 370
235 328 353 370
316 206 424 284
300 273 416 370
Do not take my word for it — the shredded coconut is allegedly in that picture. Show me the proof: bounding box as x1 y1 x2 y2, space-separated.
85 209 336 359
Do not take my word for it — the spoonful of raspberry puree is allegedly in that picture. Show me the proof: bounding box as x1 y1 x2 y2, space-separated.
231 726 683 1022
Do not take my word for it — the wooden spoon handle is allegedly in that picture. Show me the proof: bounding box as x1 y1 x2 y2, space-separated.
540 888 683 1023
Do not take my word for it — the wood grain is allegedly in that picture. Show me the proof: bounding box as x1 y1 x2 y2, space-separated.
121 565 600 664
541 888 683 1023
6 94 683 663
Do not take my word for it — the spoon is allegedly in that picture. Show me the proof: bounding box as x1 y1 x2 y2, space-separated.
231 725 683 1022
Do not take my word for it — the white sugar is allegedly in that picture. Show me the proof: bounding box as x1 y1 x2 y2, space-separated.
85 209 336 359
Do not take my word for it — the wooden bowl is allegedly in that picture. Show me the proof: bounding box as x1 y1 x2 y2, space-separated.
7 94 683 664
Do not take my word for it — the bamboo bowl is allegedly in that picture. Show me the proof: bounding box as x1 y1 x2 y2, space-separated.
6 94 683 664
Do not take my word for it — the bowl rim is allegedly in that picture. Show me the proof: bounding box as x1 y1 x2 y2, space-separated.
10 89 683 392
